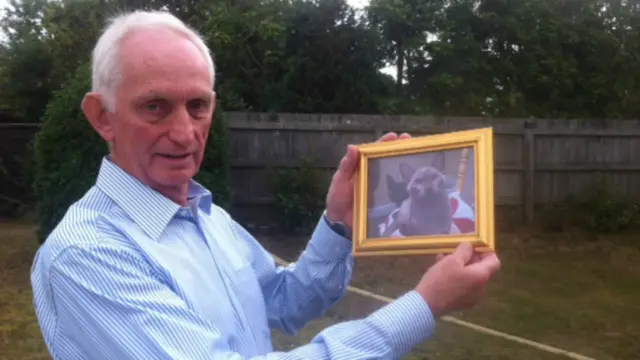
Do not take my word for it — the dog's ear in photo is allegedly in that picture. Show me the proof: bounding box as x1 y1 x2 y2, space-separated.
430 151 446 172
386 174 409 205
399 162 415 183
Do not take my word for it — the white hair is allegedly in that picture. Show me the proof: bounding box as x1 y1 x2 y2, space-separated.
91 10 215 112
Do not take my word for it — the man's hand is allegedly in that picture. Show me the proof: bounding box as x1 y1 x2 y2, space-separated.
325 132 411 228
416 243 501 318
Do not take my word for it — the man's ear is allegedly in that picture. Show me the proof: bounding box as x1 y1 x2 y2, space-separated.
385 174 396 193
81 92 114 142
387 174 409 204
431 151 445 171
432 174 445 192
399 162 415 183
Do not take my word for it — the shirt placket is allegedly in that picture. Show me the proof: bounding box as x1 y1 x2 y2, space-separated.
190 207 258 349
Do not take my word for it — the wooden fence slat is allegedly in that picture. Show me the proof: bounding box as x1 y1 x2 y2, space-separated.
523 127 535 225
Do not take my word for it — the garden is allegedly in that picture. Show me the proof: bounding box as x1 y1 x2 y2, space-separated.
2 0 640 358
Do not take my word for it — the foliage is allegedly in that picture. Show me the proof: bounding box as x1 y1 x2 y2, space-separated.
42 0 112 90
0 149 33 218
0 0 54 122
195 0 390 113
539 183 640 234
32 63 102 242
32 62 230 243
6 0 640 237
582 182 640 234
194 103 232 210
7 0 640 120
368 0 444 95
271 158 326 235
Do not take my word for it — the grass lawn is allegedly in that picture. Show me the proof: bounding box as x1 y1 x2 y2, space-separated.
261 229 640 360
270 292 573 360
0 219 50 359
2 218 639 359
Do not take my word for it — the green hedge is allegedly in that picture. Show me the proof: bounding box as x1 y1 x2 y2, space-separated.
271 157 326 235
33 63 231 243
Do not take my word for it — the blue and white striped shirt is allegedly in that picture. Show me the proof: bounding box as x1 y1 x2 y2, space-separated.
31 156 436 359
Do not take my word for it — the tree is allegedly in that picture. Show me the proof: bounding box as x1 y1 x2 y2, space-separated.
0 0 54 122
367 0 444 94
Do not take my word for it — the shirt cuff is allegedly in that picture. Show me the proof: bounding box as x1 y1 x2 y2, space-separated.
307 215 353 260
368 290 436 358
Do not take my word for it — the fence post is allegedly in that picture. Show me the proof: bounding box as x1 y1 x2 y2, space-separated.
522 121 536 224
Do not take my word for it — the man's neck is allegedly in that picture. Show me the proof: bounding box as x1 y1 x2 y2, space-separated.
108 154 190 207
153 184 190 207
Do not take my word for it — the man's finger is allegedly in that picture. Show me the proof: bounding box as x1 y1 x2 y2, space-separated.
376 132 398 143
399 132 412 139
430 253 445 268
470 253 483 264
467 253 502 277
452 242 474 265
335 145 359 181
478 252 495 259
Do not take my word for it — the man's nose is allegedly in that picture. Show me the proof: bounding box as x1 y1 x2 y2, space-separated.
168 108 196 145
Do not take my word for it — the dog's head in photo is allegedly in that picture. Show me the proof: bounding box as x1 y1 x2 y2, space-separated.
394 152 453 236
399 163 446 202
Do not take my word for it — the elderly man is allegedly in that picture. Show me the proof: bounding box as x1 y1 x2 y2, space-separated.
30 10 501 360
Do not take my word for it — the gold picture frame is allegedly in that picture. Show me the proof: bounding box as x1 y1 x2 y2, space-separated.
352 127 495 257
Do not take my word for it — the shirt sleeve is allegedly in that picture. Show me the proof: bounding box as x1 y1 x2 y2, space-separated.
48 243 436 360
228 215 355 335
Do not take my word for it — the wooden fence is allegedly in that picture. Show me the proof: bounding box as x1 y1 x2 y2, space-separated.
3 112 640 228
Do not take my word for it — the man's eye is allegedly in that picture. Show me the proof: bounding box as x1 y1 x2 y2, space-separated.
146 102 160 111
189 100 207 110
188 100 210 117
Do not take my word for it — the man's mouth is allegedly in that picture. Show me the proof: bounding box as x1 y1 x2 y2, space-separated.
159 153 190 159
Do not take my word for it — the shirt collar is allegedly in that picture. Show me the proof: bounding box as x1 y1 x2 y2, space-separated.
95 156 213 241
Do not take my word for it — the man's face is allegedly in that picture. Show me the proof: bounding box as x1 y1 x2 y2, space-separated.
105 28 215 194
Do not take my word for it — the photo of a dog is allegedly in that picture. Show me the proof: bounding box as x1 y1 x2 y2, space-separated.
367 147 476 239
395 159 453 236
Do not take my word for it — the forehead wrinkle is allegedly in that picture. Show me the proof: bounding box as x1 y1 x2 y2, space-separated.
139 86 213 100
121 67 212 106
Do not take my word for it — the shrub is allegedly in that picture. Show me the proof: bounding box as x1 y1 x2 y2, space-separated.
582 183 640 233
271 157 326 235
33 63 230 243
0 153 30 217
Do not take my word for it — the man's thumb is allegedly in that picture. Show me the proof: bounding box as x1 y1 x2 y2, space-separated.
453 242 474 265
336 145 358 180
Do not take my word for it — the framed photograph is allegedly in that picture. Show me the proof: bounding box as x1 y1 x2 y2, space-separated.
352 127 495 257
